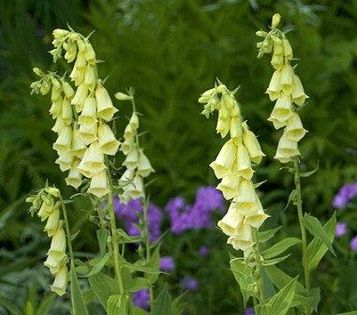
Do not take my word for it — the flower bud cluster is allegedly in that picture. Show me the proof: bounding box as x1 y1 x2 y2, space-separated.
26 187 68 296
199 82 268 252
117 98 154 203
256 14 309 163
31 29 120 198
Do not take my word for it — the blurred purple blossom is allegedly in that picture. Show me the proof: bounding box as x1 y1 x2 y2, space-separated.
166 186 224 234
114 197 163 242
133 289 150 310
335 222 348 238
244 307 255 315
332 183 357 209
350 235 357 252
160 256 175 272
199 246 209 256
181 276 199 291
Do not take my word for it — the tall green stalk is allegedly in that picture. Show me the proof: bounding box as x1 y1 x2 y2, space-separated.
293 159 310 292
252 228 265 303
60 196 75 264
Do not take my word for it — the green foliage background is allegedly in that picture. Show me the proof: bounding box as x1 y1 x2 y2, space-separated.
0 0 356 314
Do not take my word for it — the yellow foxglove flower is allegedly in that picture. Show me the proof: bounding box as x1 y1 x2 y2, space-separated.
83 39 96 63
78 122 97 145
285 113 307 142
44 207 60 237
270 94 294 123
88 170 110 198
48 227 66 253
124 123 136 140
70 65 85 87
266 70 281 101
236 179 260 213
51 79 62 103
129 112 139 129
61 97 73 124
114 92 132 101
118 168 135 186
95 83 118 121
51 265 68 297
64 40 77 63
242 122 265 164
267 115 287 130
120 137 135 155
217 175 240 200
62 81 74 98
53 126 72 154
53 29 69 39
217 203 243 236
236 142 254 180
71 84 88 113
38 201 55 222
65 160 82 189
84 64 97 91
44 251 66 274
282 38 293 59
271 13 281 28
230 116 243 138
71 129 87 158
123 148 139 170
78 141 106 178
274 130 300 163
124 175 145 200
52 118 67 134
244 210 270 229
78 95 97 127
98 123 120 156
280 64 294 94
55 152 74 172
209 139 236 179
227 233 254 251
137 150 154 177
292 74 308 106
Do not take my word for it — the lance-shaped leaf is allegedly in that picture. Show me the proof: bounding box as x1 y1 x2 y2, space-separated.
70 261 89 315
258 227 282 243
304 213 336 256
267 277 297 315
107 294 127 315
150 284 173 315
262 237 301 259
262 254 291 266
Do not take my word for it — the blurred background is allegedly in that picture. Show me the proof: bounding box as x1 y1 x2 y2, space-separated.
0 0 356 314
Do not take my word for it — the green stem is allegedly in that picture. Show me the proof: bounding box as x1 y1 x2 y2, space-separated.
252 228 265 303
293 159 310 292
107 189 125 294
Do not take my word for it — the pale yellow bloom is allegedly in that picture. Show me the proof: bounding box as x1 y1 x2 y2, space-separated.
44 250 66 274
270 94 294 123
118 168 135 186
217 175 240 200
266 70 281 101
51 265 68 297
280 64 294 94
61 97 73 124
98 123 120 156
120 137 135 155
236 142 254 180
88 170 110 198
95 83 118 121
217 202 243 236
274 130 300 163
236 179 260 213
65 160 82 189
38 201 55 222
71 129 87 158
124 175 145 200
62 81 74 98
285 113 307 142
84 65 97 91
78 122 97 145
48 227 66 253
78 95 97 127
242 122 265 164
52 118 67 134
53 126 72 154
292 74 308 106
44 207 60 237
78 141 106 178
71 84 88 112
137 150 154 177
64 40 77 63
55 152 74 172
123 148 139 170
227 234 254 251
209 139 236 179
282 38 293 59
244 210 270 229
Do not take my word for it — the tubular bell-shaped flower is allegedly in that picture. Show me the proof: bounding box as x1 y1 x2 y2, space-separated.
26 187 68 296
256 14 309 163
31 28 121 198
199 81 269 252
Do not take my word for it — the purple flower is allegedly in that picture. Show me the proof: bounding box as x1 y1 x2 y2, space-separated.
332 183 357 209
244 307 255 315
133 289 150 310
160 256 175 272
350 235 357 252
165 186 224 235
114 197 163 242
181 276 199 291
335 222 348 238
199 246 209 256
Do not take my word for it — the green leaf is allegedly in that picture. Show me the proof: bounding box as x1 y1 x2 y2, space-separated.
86 253 110 277
36 294 56 315
304 213 336 256
107 295 127 315
116 228 142 244
307 212 336 271
96 228 109 256
299 161 319 178
88 272 120 310
267 277 297 315
334 311 357 315
0 295 22 314
126 277 150 293
150 284 173 315
262 238 300 259
230 258 256 305
258 227 282 243
70 261 89 315
262 254 291 266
